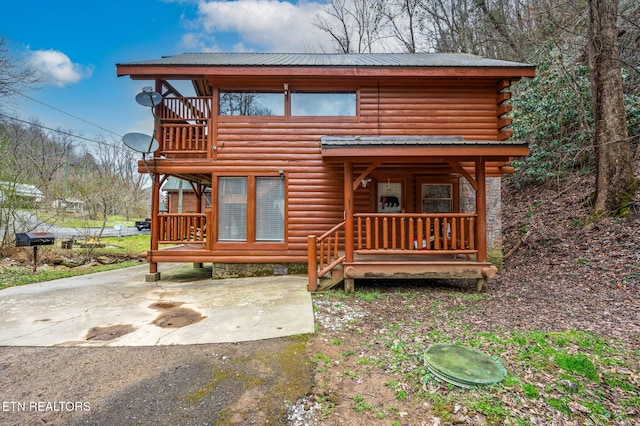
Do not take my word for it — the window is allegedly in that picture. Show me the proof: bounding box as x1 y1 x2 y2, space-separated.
218 177 247 241
421 184 453 213
217 176 285 243
291 92 356 116
256 178 284 241
219 91 284 116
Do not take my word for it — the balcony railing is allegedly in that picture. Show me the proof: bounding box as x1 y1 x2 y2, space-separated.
354 213 477 255
157 97 211 157
158 213 207 244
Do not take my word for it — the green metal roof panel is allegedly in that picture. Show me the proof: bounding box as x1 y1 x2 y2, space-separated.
119 52 533 69
321 136 527 148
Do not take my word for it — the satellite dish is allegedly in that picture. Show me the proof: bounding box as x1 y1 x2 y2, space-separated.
135 90 162 107
122 132 159 154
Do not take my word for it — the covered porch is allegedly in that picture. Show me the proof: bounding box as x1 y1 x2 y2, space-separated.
307 136 528 292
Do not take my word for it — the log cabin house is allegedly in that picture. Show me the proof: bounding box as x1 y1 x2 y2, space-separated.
116 53 535 292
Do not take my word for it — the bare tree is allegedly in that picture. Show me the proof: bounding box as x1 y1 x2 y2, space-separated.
315 0 387 53
0 37 39 114
383 0 428 53
586 0 637 216
70 140 149 229
315 0 354 52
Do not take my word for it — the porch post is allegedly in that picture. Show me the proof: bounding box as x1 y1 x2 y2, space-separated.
146 172 161 282
344 161 355 293
193 184 204 269
475 158 487 263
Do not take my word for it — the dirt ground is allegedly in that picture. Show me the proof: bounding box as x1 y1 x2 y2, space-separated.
296 175 640 425
0 337 312 425
1 174 639 425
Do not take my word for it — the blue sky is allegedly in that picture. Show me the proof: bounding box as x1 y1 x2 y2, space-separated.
1 0 333 147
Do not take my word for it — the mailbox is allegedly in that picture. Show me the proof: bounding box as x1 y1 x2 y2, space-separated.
16 232 55 247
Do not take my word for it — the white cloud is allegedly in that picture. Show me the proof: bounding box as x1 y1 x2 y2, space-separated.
189 0 334 52
26 49 92 87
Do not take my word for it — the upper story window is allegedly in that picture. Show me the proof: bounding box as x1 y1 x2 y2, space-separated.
219 91 284 116
291 92 356 116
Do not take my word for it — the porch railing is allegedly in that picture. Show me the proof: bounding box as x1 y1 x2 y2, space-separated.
158 213 207 244
354 213 477 255
157 97 211 156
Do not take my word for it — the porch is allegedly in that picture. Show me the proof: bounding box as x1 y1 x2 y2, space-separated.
306 136 528 293
307 212 497 293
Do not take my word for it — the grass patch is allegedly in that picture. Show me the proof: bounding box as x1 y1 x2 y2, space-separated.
353 395 373 413
352 326 636 423
1 234 151 289
0 261 142 289
44 213 138 229
354 289 385 302
554 352 599 381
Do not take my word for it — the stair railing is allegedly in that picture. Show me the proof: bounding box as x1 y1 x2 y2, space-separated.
307 221 346 291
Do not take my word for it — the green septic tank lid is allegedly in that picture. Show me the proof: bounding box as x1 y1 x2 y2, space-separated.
424 344 506 388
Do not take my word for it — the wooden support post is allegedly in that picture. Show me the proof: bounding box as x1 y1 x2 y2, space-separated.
307 235 318 292
146 172 161 282
476 278 487 292
344 161 354 263
475 159 487 263
344 278 355 294
344 161 355 294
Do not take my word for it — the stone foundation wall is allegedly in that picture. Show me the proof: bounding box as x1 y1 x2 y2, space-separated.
460 176 502 266
211 262 307 279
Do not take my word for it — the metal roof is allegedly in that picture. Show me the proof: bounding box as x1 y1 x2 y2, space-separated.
119 52 533 69
321 136 527 148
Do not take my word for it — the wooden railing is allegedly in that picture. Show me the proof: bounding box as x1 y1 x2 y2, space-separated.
308 221 346 291
354 213 477 255
158 97 211 156
158 213 207 244
161 97 211 121
160 123 208 155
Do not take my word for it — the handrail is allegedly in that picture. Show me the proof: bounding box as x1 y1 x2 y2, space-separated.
308 220 346 291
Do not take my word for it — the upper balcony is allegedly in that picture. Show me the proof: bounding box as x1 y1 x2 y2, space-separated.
156 97 212 158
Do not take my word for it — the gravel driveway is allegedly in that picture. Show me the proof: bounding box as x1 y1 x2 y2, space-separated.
0 336 312 425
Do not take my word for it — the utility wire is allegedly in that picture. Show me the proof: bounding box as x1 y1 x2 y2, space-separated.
7 48 123 138
16 92 123 138
0 112 127 151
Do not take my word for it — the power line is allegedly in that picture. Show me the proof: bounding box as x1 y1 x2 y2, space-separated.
16 92 123 138
6 48 123 138
0 112 127 151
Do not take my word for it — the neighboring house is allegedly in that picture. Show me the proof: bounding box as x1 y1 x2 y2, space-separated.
52 198 85 213
0 182 43 206
116 53 535 291
162 177 211 213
